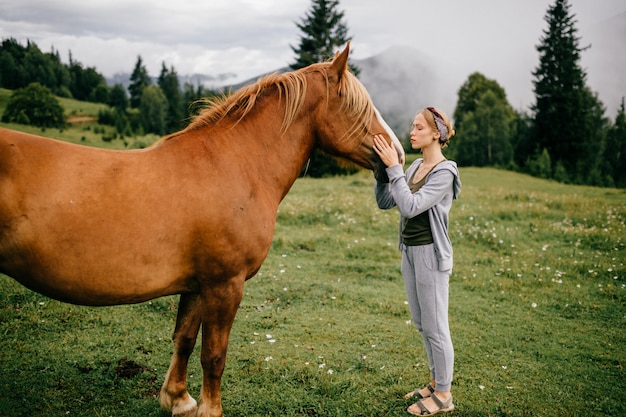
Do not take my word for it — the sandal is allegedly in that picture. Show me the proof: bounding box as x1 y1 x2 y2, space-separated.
404 383 434 399
407 393 454 416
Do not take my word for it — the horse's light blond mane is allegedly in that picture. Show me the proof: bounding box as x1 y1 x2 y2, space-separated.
184 60 374 139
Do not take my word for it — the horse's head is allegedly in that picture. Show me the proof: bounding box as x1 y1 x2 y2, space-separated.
306 42 404 183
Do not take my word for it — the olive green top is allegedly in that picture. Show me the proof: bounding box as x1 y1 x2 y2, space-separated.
401 169 434 246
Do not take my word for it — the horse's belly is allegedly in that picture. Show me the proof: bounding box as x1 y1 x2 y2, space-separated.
1 226 198 306
7 263 197 306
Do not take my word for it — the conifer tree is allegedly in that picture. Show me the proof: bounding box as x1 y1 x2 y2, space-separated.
128 56 151 108
604 99 626 187
290 0 358 75
530 0 605 183
290 0 359 177
158 63 184 133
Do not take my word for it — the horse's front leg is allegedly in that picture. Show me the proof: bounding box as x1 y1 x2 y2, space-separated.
160 293 203 417
196 277 245 417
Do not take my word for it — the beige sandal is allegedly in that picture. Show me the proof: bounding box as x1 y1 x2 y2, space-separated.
404 383 435 399
407 393 454 416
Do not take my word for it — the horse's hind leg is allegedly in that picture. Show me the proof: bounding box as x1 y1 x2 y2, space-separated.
160 293 203 417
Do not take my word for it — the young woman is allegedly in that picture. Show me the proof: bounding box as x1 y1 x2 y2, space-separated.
373 107 461 416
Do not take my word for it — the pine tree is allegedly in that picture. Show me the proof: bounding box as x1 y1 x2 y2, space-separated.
530 0 605 184
290 0 359 177
291 0 359 75
604 99 626 187
158 63 184 133
128 56 151 108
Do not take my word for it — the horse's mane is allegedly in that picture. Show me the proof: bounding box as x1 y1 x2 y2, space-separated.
183 60 374 140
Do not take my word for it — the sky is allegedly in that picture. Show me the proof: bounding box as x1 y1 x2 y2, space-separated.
1 0 625 115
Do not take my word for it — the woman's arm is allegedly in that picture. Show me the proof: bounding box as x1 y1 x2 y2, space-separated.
386 165 453 218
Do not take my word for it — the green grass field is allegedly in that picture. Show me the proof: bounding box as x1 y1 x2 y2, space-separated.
1 88 624 415
0 148 624 417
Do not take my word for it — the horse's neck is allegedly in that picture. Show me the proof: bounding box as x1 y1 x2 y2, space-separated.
205 111 315 202
248 119 315 200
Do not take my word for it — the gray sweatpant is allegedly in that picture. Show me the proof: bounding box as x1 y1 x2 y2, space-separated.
401 243 454 392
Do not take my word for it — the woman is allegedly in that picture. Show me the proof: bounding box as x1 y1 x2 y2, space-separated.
373 106 461 416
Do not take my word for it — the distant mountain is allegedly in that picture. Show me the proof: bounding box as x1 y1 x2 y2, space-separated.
354 46 444 138
106 72 237 91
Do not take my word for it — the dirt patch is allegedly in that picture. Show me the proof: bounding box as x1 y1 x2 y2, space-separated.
67 115 97 124
114 358 150 379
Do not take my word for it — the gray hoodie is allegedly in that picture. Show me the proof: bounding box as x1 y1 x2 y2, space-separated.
374 159 461 272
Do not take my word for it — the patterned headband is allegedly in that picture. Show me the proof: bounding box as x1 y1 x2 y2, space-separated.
427 107 448 142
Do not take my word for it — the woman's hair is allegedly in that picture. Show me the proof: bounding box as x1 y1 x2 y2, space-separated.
420 107 455 147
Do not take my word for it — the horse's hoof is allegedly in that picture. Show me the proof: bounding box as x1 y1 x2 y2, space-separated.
172 397 198 417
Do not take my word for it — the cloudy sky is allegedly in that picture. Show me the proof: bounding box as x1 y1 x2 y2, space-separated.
1 0 625 114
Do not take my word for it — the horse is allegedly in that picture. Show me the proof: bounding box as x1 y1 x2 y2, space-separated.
0 42 404 417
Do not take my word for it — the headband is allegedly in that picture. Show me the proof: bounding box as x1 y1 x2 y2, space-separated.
427 107 448 142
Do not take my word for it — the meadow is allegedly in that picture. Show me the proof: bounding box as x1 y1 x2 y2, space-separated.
0 144 624 416
1 90 625 415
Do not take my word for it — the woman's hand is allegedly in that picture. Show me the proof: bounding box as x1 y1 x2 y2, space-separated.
373 134 401 167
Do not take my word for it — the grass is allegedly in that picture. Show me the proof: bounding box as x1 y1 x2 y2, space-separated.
0 150 624 416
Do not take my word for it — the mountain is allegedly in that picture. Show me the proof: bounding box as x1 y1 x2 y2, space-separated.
354 46 444 138
106 72 237 91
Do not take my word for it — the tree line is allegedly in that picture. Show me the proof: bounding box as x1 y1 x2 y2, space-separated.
1 0 624 187
0 37 219 138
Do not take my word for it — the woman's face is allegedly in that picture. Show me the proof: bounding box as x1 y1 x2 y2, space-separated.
409 112 438 150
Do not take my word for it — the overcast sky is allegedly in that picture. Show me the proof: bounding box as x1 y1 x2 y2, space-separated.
1 0 625 114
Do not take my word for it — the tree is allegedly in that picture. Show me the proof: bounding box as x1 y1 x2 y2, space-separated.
450 72 516 167
158 63 184 133
604 99 626 187
182 82 220 120
67 56 107 102
530 0 606 184
291 0 359 177
108 84 129 112
129 56 151 108
1 82 65 128
139 85 168 135
291 0 358 75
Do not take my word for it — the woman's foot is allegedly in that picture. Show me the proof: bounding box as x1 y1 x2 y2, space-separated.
407 392 454 416
404 383 434 399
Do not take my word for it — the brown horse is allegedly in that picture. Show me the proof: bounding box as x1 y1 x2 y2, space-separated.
0 43 403 417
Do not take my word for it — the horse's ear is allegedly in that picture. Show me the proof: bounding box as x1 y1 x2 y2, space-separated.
330 41 350 79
